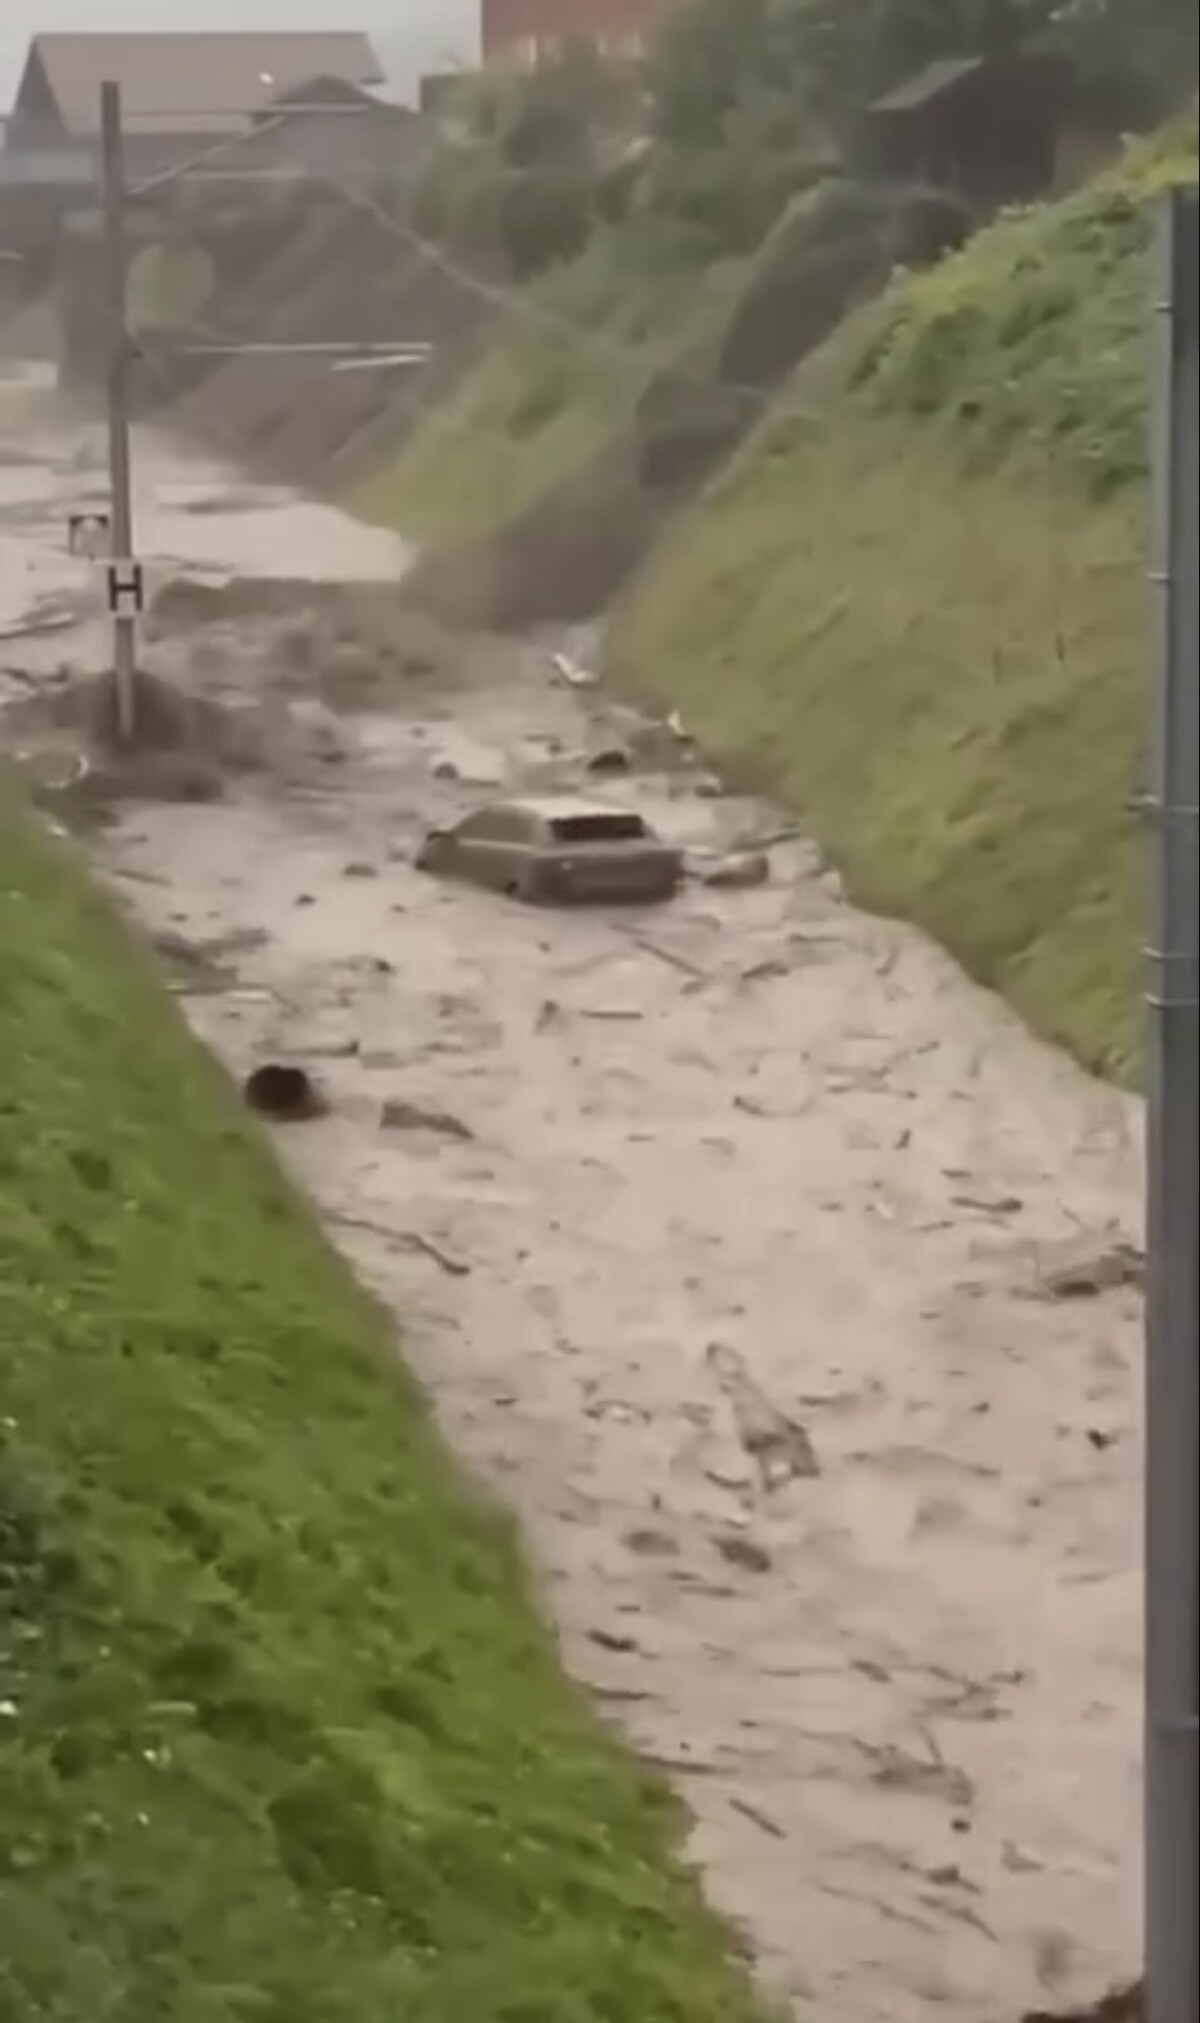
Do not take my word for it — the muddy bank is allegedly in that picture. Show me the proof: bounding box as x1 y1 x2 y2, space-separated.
0 374 1143 2023
147 193 497 493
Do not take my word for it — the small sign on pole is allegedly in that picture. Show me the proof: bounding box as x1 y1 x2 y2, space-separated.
67 510 110 559
104 559 144 620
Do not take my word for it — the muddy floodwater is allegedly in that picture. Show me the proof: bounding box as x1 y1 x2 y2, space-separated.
0 364 1144 2022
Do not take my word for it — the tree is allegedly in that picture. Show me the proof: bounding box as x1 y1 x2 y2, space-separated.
646 0 1055 151
646 0 1194 156
1050 0 1197 112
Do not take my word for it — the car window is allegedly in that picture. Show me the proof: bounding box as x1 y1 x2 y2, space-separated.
457 809 524 843
550 813 648 844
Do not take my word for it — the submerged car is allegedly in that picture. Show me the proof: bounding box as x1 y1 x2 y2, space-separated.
415 796 682 905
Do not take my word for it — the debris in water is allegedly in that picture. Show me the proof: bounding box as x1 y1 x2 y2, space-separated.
398 1229 471 1276
243 1063 327 1123
740 956 791 985
705 1343 820 1486
714 1532 774 1574
729 1795 786 1839
330 1210 471 1277
1033 1238 1145 1301
952 1191 1024 1218
380 1098 473 1141
865 1737 973 1808
0 595 84 642
620 925 709 983
552 650 598 689
701 850 771 892
585 745 632 776
588 1627 640 1655
624 1527 680 1559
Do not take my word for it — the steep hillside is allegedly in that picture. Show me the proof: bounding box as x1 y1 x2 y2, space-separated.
358 175 960 627
611 124 1197 1081
354 223 747 543
106 191 498 491
0 800 772 2023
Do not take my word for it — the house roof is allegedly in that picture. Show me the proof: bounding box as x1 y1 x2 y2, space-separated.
252 73 417 124
18 32 384 138
258 74 382 115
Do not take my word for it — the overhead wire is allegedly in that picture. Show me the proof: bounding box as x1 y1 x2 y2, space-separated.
57 83 840 511
98 96 788 417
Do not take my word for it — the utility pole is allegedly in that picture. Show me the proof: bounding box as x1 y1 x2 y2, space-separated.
99 80 138 742
1144 183 1199 2023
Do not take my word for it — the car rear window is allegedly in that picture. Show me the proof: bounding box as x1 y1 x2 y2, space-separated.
458 809 527 842
550 813 648 844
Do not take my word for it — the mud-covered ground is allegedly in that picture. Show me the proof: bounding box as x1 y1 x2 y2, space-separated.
1 363 1144 2022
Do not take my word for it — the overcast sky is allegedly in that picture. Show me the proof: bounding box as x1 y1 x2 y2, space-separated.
0 3 480 110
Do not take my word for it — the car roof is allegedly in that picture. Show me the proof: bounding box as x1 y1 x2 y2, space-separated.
481 796 639 823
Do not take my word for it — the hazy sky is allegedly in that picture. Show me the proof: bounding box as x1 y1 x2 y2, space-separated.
1 2 480 109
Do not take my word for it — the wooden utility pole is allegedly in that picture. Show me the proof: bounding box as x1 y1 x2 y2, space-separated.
99 80 138 741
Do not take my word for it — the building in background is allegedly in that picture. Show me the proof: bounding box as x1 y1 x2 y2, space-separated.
206 75 432 194
480 0 672 69
863 50 1122 214
4 31 385 177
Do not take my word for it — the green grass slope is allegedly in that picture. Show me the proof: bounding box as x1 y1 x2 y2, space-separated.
0 801 771 2023
612 126 1197 1082
355 232 743 545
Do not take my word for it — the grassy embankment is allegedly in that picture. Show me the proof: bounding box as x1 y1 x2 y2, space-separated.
354 229 745 543
612 128 1196 1081
365 123 1194 1081
0 801 772 2023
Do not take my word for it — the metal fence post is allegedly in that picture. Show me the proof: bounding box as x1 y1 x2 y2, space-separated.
1144 183 1199 2023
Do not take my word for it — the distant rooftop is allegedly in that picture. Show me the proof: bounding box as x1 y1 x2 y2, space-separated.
11 31 384 139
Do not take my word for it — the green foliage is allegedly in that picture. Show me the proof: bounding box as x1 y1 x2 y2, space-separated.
366 9 1195 1081
419 0 1196 292
610 129 1197 1083
647 0 1195 154
647 0 807 146
500 160 597 277
1052 0 1197 110
613 414 1146 1081
0 801 774 2023
841 115 1197 492
355 234 746 542
415 43 642 280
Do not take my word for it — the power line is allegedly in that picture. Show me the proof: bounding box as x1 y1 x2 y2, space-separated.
91 97 780 412
41 75 831 422
79 77 822 527
270 160 774 412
